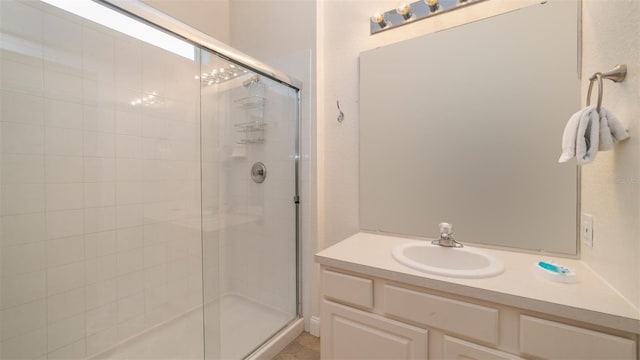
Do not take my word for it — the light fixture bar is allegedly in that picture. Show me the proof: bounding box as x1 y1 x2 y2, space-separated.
39 0 196 60
370 0 486 35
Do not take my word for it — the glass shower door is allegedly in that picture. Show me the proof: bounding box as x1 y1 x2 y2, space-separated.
0 1 204 359
200 49 299 359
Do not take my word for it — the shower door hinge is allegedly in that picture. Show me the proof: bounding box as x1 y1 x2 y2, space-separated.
294 195 300 204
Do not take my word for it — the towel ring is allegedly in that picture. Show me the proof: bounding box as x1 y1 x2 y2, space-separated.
586 64 627 112
586 73 604 112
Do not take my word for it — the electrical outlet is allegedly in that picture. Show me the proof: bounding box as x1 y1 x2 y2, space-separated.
582 213 594 248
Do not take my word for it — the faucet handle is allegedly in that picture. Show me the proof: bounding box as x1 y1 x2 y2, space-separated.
439 222 453 235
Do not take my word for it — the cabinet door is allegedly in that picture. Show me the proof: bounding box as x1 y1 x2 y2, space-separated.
321 300 428 359
519 315 636 359
444 336 524 360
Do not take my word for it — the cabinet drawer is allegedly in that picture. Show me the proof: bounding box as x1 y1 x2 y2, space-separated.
519 315 636 359
444 336 524 360
384 284 499 345
322 269 373 309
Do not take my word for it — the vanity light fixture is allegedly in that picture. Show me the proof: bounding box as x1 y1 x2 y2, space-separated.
370 0 486 35
425 0 440 13
371 12 389 29
395 3 413 21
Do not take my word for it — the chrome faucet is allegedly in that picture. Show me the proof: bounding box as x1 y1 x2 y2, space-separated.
432 222 463 248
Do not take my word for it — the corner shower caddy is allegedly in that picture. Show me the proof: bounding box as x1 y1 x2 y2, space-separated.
233 81 267 145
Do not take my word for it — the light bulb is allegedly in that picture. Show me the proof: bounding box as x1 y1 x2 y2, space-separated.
426 0 440 12
371 12 388 28
395 3 412 20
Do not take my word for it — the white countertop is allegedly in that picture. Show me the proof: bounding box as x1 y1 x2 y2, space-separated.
315 232 640 334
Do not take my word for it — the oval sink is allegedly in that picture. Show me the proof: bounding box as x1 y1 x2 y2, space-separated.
392 242 504 278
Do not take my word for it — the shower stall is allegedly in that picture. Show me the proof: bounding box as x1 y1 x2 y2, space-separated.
0 1 301 359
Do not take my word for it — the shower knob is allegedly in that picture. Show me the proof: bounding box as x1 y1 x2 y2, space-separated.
251 162 267 183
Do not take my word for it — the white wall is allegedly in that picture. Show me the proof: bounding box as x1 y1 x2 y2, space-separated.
141 0 230 43
580 0 640 309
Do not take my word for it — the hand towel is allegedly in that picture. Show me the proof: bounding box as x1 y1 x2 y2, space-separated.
559 106 630 164
598 107 630 151
559 106 599 164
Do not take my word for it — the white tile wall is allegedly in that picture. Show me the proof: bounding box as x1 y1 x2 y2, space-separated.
45 156 83 183
0 1 203 358
47 287 85 323
1 213 46 246
86 327 117 355
1 90 44 125
45 99 83 129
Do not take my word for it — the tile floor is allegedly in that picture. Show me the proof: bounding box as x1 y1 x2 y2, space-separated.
273 332 320 360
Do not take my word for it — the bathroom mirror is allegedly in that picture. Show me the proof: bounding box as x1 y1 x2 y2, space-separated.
360 0 580 254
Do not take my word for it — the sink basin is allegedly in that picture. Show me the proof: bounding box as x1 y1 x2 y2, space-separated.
392 242 504 278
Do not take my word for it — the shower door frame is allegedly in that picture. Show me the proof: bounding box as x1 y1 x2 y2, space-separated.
101 0 304 353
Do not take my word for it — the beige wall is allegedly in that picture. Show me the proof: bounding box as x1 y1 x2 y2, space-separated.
580 0 640 308
141 0 230 42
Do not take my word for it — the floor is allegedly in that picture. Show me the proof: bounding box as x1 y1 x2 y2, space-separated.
273 332 321 360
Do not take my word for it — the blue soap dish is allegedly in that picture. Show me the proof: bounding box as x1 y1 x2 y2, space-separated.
535 261 577 283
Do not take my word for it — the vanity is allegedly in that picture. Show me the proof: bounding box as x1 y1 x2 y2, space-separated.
315 232 640 359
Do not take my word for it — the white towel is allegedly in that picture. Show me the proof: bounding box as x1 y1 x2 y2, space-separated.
598 107 630 150
559 106 630 164
559 106 599 164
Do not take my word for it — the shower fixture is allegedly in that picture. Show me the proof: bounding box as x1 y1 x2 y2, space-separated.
243 75 261 88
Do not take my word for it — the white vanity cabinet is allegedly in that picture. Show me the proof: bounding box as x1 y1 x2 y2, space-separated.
320 267 638 360
322 300 428 359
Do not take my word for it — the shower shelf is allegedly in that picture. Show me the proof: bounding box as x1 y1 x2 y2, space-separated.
234 121 267 132
233 94 266 145
237 138 264 144
233 96 266 107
